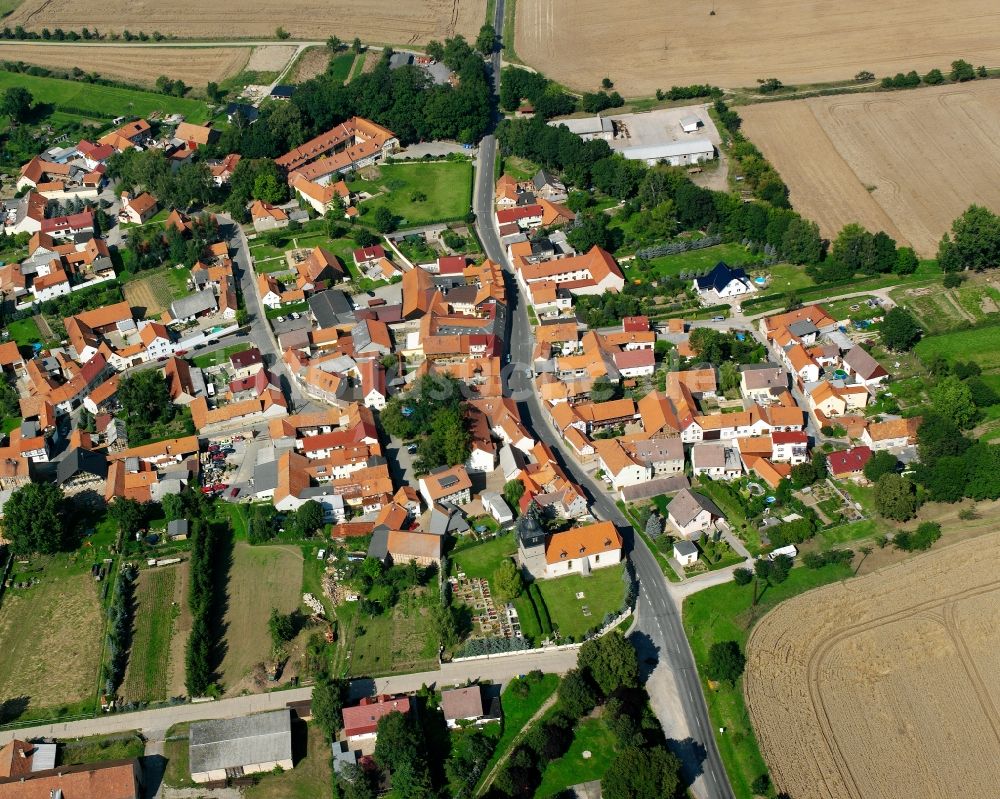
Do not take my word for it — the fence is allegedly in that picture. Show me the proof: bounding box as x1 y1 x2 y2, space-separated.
635 234 722 261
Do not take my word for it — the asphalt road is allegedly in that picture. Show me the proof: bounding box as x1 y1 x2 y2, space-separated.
0 647 579 746
472 11 735 795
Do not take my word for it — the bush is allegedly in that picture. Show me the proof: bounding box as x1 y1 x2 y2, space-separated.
802 549 854 569
893 522 942 552
529 583 552 635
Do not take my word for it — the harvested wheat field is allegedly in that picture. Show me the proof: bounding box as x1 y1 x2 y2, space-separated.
745 531 1000 799
0 44 250 86
516 0 1000 96
741 82 1000 257
6 0 483 45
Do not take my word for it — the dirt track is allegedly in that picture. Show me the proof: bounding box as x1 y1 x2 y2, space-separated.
745 531 1000 799
7 0 484 45
0 44 251 86
741 82 1000 256
515 0 1000 95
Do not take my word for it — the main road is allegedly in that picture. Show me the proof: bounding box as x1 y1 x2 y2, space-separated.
473 7 735 796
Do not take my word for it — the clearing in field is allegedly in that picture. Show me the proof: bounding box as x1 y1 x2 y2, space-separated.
7 0 484 45
515 0 1000 95
122 266 190 317
219 542 303 693
740 82 1000 257
0 69 209 123
745 531 1000 799
0 572 102 717
0 45 250 88
914 323 1000 373
121 566 182 702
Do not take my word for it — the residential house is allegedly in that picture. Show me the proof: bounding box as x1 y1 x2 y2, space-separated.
631 436 685 476
667 488 723 538
740 364 788 403
249 200 289 232
119 192 158 225
169 289 218 323
374 529 442 566
808 381 870 417
771 430 808 464
691 442 742 480
0 758 143 799
593 438 650 491
862 417 921 451
441 686 499 729
693 262 755 301
276 118 398 184
358 358 387 410
843 345 889 388
419 464 473 507
828 446 873 479
342 696 412 744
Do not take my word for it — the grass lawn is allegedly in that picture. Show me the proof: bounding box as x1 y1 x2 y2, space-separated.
0 569 103 722
163 724 195 789
2 416 21 434
337 584 440 677
813 518 884 549
120 566 179 702
682 562 853 798
535 564 625 640
244 723 332 799
640 243 764 278
191 342 251 368
60 733 145 766
266 300 308 320
747 273 940 316
5 317 42 347
220 542 303 692
0 69 210 123
695 479 761 554
249 240 286 261
501 155 539 181
751 262 816 293
915 323 1000 372
450 532 516 579
536 716 616 797
349 161 473 226
477 673 560 792
326 53 356 84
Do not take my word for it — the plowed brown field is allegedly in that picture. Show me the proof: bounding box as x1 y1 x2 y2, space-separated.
6 0 483 45
515 0 1000 96
0 44 250 86
745 531 1000 799
741 82 1000 257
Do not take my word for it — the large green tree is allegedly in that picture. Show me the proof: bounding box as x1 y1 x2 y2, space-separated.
937 205 1000 272
863 450 899 483
578 631 640 695
1 86 33 122
312 676 346 741
879 306 921 351
780 216 823 264
3 482 68 555
601 746 682 799
706 640 746 684
930 375 978 429
874 473 919 521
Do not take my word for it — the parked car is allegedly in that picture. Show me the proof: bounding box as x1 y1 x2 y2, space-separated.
175 349 188 356
276 316 285 323
406 443 418 454
290 312 300 320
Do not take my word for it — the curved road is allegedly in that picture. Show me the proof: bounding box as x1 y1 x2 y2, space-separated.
473 6 734 796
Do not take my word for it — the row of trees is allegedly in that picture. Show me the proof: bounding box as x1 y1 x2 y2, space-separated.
881 59 986 89
104 564 137 696
185 519 223 696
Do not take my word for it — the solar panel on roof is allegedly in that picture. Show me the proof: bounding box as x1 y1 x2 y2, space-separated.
439 475 459 488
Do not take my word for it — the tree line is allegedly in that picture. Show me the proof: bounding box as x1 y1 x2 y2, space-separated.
185 516 225 697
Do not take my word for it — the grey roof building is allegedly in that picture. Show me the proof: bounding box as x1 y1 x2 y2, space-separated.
189 709 293 784
56 448 108 486
309 290 355 328
170 289 218 321
168 519 189 540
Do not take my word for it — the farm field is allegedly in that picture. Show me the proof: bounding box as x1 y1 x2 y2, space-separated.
514 0 1000 95
166 563 192 698
122 266 190 317
740 82 1000 257
892 276 1000 334
219 542 303 692
349 161 474 226
0 45 250 87
121 566 181 702
0 69 210 123
746 532 1000 799
5 0 485 44
0 571 102 719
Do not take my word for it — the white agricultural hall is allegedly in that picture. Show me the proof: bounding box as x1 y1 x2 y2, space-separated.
189 709 293 783
620 139 715 166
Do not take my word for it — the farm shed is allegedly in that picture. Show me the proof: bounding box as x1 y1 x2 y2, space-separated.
189 709 293 783
621 139 715 166
168 519 189 540
680 114 702 133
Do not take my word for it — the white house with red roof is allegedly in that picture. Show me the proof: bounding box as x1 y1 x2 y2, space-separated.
342 695 413 743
